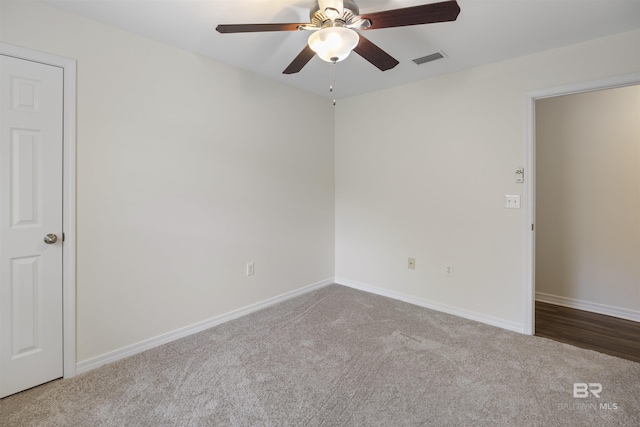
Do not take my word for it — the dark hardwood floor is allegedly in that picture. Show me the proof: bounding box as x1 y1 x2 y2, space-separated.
535 301 640 363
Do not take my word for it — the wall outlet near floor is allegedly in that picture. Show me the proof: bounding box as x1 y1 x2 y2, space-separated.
445 264 454 277
246 262 255 276
408 257 416 270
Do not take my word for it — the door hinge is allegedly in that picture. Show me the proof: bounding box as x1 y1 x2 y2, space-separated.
62 232 65 242
531 224 534 231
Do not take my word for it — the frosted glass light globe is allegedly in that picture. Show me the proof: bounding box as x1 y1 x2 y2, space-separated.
308 27 359 63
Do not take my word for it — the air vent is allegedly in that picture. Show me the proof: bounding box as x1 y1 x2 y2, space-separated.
412 51 446 65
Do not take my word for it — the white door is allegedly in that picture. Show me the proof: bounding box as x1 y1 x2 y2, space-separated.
0 55 64 398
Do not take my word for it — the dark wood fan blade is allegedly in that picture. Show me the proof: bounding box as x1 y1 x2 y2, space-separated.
361 0 460 30
216 23 307 33
283 45 316 74
353 35 399 71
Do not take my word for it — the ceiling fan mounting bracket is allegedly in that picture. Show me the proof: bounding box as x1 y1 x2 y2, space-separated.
310 0 360 27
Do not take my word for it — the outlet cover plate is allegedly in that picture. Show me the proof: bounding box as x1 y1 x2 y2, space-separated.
445 264 454 277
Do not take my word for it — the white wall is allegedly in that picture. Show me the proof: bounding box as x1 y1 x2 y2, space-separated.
535 86 640 313
1 1 335 362
335 30 640 329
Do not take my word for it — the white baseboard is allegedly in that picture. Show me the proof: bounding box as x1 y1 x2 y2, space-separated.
76 278 334 375
535 292 640 322
335 277 524 334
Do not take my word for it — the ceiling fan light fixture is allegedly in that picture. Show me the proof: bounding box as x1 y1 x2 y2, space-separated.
308 27 359 63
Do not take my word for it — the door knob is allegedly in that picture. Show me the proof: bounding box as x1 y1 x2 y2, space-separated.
44 233 58 244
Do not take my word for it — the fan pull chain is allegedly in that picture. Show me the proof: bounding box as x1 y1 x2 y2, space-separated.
330 60 336 106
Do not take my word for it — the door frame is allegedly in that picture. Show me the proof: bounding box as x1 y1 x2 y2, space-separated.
522 72 640 335
0 43 77 378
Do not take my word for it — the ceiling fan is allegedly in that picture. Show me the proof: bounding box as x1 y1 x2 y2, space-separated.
216 0 461 74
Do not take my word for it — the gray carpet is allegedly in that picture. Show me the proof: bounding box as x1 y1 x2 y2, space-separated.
1 284 639 426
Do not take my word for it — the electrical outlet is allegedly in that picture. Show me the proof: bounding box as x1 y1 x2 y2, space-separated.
445 264 454 277
408 257 416 270
246 262 255 276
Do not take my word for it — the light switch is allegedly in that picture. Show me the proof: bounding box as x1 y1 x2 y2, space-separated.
516 168 524 183
505 195 521 209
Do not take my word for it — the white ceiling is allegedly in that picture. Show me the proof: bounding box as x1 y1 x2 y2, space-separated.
41 0 640 99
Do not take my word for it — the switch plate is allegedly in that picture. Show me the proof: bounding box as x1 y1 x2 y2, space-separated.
408 257 416 270
505 195 521 209
246 262 255 276
515 167 524 183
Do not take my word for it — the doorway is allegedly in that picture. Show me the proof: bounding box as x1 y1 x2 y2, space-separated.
523 73 640 336
0 43 77 397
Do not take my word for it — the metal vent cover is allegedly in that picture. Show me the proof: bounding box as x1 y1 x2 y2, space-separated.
412 51 446 65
